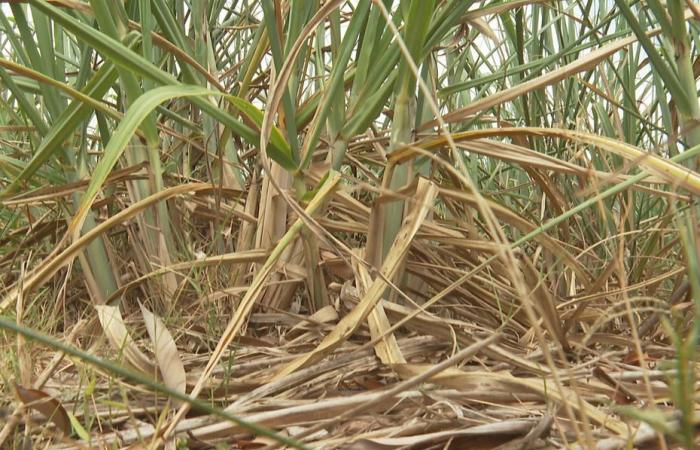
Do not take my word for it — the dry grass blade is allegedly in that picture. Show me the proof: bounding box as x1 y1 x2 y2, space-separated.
265 333 502 449
402 127 700 195
354 249 406 365
0 184 216 313
340 286 548 374
103 249 268 305
395 365 627 435
273 178 438 379
351 420 538 449
163 171 342 436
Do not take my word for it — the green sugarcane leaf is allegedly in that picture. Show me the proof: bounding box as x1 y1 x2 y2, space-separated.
70 85 294 236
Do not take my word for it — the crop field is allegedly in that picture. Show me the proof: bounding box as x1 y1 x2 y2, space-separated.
1 1 700 449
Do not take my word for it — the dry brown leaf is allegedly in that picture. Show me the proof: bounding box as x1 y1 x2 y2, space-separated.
95 304 156 375
463 0 548 20
392 364 627 435
0 183 216 314
287 305 339 339
351 420 535 449
354 249 406 365
139 302 186 396
403 128 700 198
273 178 438 379
466 18 499 43
14 384 71 435
163 171 342 437
519 254 568 350
437 186 592 286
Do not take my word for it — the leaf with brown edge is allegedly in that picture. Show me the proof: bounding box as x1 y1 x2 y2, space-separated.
14 384 71 435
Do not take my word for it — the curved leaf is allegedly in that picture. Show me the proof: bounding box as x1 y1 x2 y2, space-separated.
226 96 295 170
69 85 209 237
14 384 71 435
69 85 294 238
95 304 156 375
139 302 186 397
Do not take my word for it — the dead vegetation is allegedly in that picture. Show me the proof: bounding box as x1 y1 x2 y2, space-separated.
1 0 700 449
